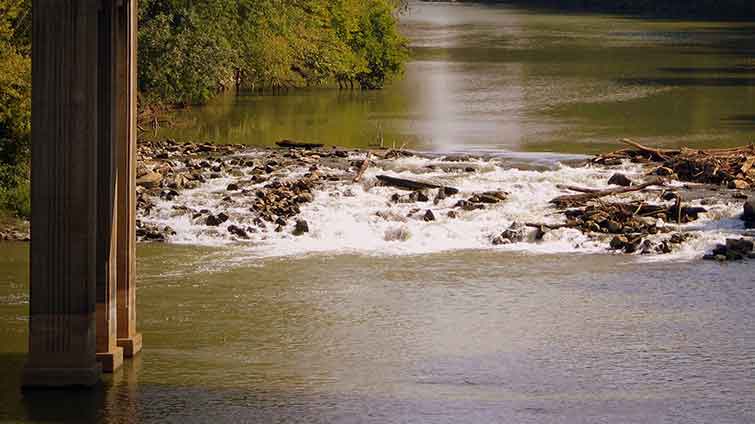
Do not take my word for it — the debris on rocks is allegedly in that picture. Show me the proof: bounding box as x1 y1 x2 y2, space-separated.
550 178 664 208
595 138 755 188
128 138 754 262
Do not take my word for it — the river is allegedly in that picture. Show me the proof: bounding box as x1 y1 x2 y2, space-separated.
1 2 754 423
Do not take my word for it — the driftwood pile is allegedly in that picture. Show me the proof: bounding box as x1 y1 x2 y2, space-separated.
595 138 755 189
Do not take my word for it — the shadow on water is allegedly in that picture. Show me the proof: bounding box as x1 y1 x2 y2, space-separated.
619 77 755 87
0 353 107 423
658 65 755 75
722 114 755 129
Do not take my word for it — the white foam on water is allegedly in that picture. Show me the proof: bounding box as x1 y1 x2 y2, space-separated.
139 154 751 261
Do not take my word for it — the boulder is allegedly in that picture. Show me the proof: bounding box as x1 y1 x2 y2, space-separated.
293 219 309 236
206 213 229 227
608 173 632 187
136 172 162 189
744 198 755 222
423 210 436 222
610 236 628 250
228 225 249 240
492 222 526 245
728 179 751 190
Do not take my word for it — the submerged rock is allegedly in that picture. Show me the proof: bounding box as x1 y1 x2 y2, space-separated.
492 222 526 245
293 219 309 236
384 227 411 242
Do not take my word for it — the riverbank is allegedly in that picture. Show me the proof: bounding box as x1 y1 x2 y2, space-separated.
134 138 754 261
0 212 28 242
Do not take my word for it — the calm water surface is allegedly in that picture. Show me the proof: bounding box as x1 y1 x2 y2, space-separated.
2 2 755 423
156 2 755 153
1 243 754 422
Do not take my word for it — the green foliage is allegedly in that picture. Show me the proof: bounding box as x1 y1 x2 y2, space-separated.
0 0 31 166
0 163 30 219
138 0 409 105
0 0 31 218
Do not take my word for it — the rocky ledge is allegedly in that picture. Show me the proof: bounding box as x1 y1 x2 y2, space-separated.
134 138 755 261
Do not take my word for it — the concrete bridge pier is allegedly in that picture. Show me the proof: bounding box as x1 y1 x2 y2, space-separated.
23 0 141 388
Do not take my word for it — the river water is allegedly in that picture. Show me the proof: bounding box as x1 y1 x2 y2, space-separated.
2 2 755 423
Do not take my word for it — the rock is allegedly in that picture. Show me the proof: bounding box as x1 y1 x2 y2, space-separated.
447 210 458 219
728 179 751 190
384 227 411 242
454 200 485 211
296 193 315 203
610 236 628 250
744 198 755 222
206 213 229 227
726 238 754 254
606 220 622 233
136 172 162 189
534 225 549 241
469 192 507 204
376 210 408 223
228 225 249 240
423 210 436 222
412 191 430 202
608 173 633 187
293 219 309 236
434 189 447 205
227 183 240 191
493 222 526 245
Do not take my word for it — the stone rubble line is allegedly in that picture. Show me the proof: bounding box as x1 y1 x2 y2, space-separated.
133 139 755 261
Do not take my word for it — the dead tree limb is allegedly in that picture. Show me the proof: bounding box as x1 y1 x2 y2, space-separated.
551 178 664 207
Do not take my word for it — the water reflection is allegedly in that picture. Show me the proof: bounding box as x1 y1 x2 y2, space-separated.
153 2 755 154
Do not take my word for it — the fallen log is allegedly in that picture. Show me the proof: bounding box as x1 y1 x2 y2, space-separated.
276 140 324 149
551 178 664 207
377 175 459 195
556 184 601 194
620 138 678 158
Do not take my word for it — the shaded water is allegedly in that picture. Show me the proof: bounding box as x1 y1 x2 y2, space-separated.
2 2 755 423
156 2 755 153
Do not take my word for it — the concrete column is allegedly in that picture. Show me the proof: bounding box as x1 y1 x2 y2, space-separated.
23 0 102 387
115 0 142 358
96 0 124 374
